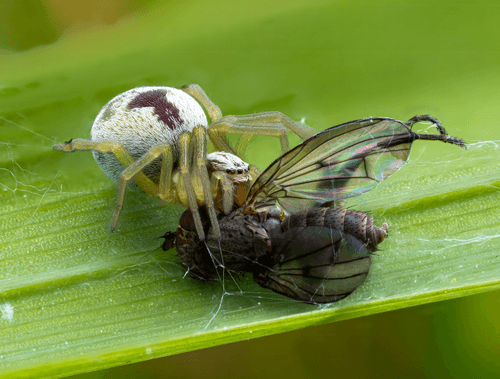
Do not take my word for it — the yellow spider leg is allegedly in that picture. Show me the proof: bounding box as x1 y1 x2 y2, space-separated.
248 164 262 181
180 84 223 122
234 134 252 158
179 132 206 240
211 172 234 215
180 85 236 154
111 144 173 231
210 111 316 157
158 145 175 203
206 127 234 155
209 119 290 155
228 111 316 140
53 139 159 197
193 125 221 239
207 128 237 155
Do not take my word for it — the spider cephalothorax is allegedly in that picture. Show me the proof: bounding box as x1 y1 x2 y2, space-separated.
207 152 251 181
53 85 315 239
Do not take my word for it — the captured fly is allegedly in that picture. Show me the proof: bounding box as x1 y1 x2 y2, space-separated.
162 115 465 303
163 206 387 303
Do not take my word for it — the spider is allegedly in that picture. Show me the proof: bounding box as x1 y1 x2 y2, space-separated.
53 85 315 240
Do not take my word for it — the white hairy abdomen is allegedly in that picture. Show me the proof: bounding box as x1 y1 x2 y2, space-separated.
90 86 208 182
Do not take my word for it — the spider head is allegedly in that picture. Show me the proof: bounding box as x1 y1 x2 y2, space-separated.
207 152 251 183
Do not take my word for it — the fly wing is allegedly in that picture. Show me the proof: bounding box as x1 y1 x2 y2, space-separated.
254 226 371 304
245 117 415 211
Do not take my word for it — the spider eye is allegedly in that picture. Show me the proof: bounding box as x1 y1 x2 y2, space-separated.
226 169 231 173
230 169 236 174
237 169 243 174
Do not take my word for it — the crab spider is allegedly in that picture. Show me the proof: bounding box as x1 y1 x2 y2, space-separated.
53 85 315 240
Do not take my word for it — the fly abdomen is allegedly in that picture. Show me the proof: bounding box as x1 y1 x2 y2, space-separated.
254 226 372 304
283 208 388 249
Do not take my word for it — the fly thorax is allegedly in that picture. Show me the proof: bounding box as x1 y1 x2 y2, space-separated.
206 209 270 273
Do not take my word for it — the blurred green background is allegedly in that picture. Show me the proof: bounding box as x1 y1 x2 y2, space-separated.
1 0 499 378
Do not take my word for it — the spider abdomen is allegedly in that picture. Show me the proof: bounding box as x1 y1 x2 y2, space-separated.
90 86 208 182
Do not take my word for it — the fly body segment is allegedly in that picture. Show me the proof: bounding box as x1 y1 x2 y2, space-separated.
163 206 387 304
53 85 315 240
255 226 374 303
163 115 465 303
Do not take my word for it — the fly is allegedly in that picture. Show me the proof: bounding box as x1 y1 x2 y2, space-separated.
162 115 465 303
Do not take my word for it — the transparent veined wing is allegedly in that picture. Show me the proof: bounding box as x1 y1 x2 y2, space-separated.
245 116 465 212
254 226 372 304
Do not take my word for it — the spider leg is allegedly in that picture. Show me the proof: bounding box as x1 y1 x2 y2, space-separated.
179 132 206 240
209 119 289 156
209 111 316 157
234 134 252 158
211 172 234 215
207 128 237 155
181 84 232 156
248 164 262 180
111 143 176 231
193 125 221 239
230 111 316 140
157 145 175 203
53 139 159 196
180 84 223 122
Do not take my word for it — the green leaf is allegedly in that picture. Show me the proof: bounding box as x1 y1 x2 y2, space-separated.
1 1 500 378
